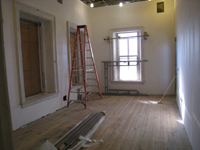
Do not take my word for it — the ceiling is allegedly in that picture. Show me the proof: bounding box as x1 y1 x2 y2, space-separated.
81 0 148 8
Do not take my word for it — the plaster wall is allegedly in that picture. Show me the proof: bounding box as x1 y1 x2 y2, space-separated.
90 0 175 95
175 0 200 149
2 0 91 130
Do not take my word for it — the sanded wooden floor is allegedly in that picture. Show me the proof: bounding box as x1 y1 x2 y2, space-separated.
13 95 192 150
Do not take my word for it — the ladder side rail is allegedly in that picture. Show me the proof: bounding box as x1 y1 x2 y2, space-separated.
84 28 87 108
67 29 79 107
78 29 85 84
85 27 102 98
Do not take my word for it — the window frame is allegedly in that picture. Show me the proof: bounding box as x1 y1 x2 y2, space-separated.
110 27 145 83
117 31 141 81
14 2 59 108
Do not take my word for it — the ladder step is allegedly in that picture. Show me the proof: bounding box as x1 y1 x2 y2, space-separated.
87 71 95 73
71 85 83 90
71 74 84 76
73 57 92 60
72 83 84 86
74 50 90 52
73 69 94 72
76 42 89 43
73 69 83 71
87 78 97 80
73 66 84 68
86 69 94 72
87 85 98 87
86 64 94 66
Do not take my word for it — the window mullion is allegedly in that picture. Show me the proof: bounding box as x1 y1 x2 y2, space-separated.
117 37 120 80
127 39 129 61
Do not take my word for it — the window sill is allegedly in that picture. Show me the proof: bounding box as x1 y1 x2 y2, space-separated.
21 92 59 108
111 80 145 84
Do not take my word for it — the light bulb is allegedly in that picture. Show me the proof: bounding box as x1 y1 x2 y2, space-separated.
90 3 94 8
119 2 123 7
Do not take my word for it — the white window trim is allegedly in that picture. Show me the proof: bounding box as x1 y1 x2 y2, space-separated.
14 2 59 108
109 27 145 83
67 21 77 80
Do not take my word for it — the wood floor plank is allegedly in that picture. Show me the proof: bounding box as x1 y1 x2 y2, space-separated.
108 96 139 150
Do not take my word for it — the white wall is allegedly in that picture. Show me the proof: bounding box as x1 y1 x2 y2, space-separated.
175 0 200 150
2 0 91 130
90 0 175 95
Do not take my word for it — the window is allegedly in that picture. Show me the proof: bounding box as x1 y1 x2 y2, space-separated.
111 27 143 82
20 18 42 97
15 2 58 107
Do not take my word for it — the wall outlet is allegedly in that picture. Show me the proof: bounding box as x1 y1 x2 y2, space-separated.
63 95 67 101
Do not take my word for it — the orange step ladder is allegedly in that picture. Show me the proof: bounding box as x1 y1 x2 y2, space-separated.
67 25 102 109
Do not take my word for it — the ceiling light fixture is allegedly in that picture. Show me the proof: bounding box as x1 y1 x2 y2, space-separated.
119 2 123 7
90 3 94 8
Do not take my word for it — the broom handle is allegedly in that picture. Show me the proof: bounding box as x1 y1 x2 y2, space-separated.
161 74 177 100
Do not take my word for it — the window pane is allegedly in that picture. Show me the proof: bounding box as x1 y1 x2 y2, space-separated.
119 39 128 56
129 56 138 66
120 66 138 81
129 38 138 55
118 32 137 37
119 57 138 81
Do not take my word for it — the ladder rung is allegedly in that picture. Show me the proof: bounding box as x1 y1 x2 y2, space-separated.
86 64 94 66
86 69 94 72
76 42 89 43
87 78 97 80
73 57 92 60
72 83 84 86
73 66 84 68
71 85 83 90
87 71 95 73
74 50 84 52
74 50 90 52
73 69 94 72
71 74 83 76
87 85 98 87
73 69 83 71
